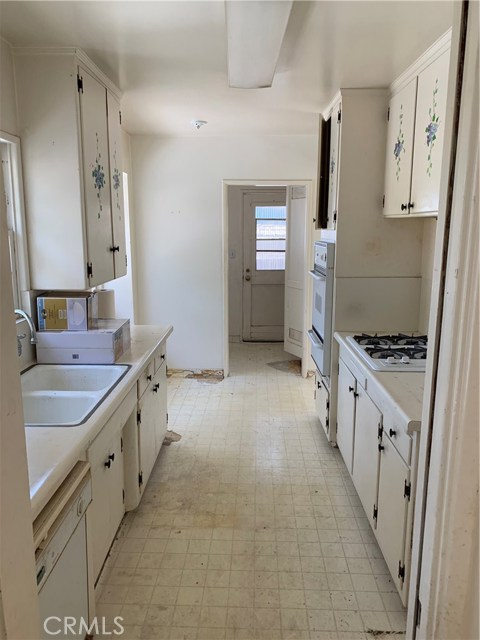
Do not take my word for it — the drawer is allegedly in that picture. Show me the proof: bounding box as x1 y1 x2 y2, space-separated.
137 358 154 399
382 410 412 465
154 344 166 373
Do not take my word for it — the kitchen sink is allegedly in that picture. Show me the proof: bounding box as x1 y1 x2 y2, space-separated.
21 364 130 427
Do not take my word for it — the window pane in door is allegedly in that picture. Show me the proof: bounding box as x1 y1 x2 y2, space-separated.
254 206 286 271
256 252 286 271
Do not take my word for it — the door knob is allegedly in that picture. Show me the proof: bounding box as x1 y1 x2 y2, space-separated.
245 275 251 281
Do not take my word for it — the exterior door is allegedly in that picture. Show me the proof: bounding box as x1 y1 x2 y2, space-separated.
242 190 286 341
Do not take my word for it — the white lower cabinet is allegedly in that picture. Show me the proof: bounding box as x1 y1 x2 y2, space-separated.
376 433 412 600
336 360 357 474
88 432 124 581
336 353 416 605
137 350 168 493
351 383 382 529
314 372 329 435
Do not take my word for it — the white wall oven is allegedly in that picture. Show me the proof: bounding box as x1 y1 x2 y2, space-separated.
308 241 335 377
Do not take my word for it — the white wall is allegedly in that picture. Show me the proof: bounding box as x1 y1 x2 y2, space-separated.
0 38 18 135
131 134 317 370
418 218 437 333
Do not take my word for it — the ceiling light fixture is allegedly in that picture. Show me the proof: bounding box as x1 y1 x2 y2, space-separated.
191 120 208 130
225 0 293 89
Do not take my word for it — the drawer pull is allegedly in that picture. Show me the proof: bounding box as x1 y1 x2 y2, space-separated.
108 453 115 462
146 374 152 381
389 428 397 438
104 460 111 469
378 444 385 452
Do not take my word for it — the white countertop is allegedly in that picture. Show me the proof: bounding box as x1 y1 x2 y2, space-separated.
335 332 424 434
26 324 173 520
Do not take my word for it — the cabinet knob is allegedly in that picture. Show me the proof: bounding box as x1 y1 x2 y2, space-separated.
389 429 397 438
110 245 120 252
147 374 152 381
408 202 415 209
401 203 408 211
161 354 165 361
378 444 385 452
109 453 115 462
348 386 354 392
104 459 112 469
153 383 160 393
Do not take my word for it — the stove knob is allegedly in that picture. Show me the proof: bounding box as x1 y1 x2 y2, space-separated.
387 356 396 364
401 356 410 363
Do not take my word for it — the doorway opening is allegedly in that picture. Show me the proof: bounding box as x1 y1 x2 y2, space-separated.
223 180 315 378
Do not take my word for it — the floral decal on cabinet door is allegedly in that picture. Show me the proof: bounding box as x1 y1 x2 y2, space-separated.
425 79 440 177
393 104 405 181
111 143 122 218
91 132 105 220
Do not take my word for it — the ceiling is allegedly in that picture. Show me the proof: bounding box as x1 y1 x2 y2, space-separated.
0 1 454 137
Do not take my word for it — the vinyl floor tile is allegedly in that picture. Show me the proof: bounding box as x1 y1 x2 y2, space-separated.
97 344 407 639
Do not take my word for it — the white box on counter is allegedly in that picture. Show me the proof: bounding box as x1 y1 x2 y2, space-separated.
36 319 130 364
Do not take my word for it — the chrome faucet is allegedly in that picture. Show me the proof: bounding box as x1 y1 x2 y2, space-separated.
15 309 37 344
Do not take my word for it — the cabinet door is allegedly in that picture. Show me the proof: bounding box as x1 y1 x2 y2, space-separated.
138 383 157 489
315 374 329 434
352 384 382 528
89 434 124 581
410 49 450 215
154 364 168 455
383 78 417 217
79 68 114 285
327 106 341 229
336 360 356 475
107 91 127 278
376 434 411 604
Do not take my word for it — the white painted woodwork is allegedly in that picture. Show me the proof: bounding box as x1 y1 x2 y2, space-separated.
242 191 285 342
384 31 452 219
314 373 329 434
336 359 356 475
13 49 124 289
327 102 341 230
79 67 114 285
410 49 451 215
383 79 418 217
88 433 124 581
351 384 382 529
107 91 127 277
376 434 411 605
138 381 157 489
154 363 168 455
284 186 307 358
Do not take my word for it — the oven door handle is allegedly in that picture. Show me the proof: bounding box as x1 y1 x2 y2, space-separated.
308 329 324 349
309 270 326 282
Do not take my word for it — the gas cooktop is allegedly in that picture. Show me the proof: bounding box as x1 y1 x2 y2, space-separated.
346 333 428 371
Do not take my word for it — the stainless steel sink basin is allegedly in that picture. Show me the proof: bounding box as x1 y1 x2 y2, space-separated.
21 364 130 427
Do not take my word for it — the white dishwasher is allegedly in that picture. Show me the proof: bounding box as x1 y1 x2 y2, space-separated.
34 463 92 640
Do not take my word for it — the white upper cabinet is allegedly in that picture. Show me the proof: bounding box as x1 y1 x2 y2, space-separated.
14 49 125 289
107 91 127 279
327 102 341 229
383 79 418 216
410 49 451 215
383 32 451 218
